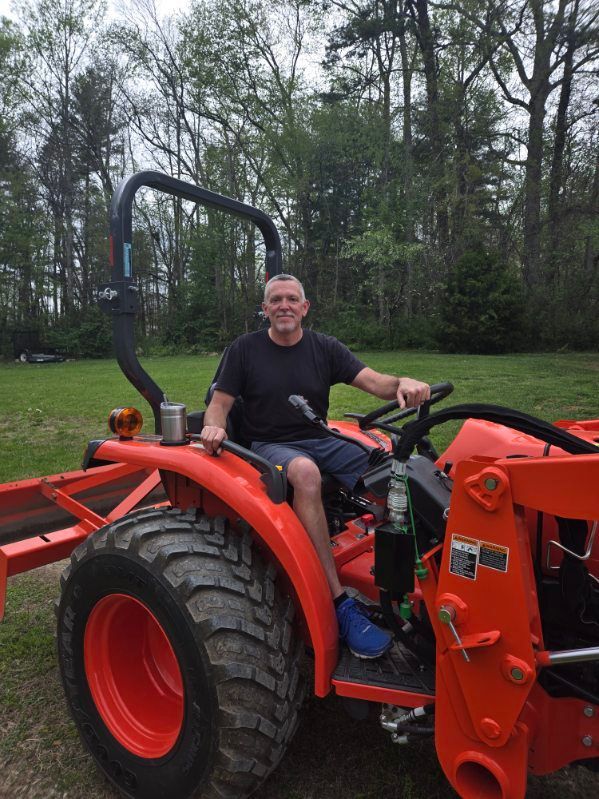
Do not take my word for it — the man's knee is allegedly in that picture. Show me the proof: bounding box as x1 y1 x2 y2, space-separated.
287 457 321 494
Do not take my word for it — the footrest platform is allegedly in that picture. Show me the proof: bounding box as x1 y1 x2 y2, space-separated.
332 639 435 704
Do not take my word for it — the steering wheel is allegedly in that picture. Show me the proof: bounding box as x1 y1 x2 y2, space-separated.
352 382 454 436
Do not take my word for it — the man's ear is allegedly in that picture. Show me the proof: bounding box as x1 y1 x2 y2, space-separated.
301 299 310 317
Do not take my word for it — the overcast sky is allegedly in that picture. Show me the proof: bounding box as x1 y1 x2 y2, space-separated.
0 0 189 22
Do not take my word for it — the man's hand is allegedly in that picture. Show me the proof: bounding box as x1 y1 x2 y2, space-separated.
351 368 431 407
202 390 235 455
201 425 228 455
396 378 430 409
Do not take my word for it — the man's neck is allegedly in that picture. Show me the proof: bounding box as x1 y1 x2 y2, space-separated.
268 327 304 347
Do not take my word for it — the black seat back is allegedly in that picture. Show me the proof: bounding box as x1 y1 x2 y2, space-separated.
187 349 248 447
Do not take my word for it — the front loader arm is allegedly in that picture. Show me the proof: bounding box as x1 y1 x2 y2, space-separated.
424 453 599 799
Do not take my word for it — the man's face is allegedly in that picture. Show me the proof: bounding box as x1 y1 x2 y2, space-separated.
263 280 310 335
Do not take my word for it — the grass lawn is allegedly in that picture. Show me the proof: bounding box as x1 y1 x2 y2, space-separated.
1 349 598 483
1 351 598 799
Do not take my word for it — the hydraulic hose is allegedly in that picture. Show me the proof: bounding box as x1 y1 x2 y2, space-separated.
380 591 435 665
395 403 599 461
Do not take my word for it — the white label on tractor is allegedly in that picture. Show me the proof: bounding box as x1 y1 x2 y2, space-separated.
449 534 479 580
479 541 510 573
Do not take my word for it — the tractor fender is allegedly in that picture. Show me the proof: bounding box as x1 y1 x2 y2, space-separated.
92 437 338 696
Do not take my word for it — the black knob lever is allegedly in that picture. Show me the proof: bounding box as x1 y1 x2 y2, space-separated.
288 394 322 425
288 394 378 459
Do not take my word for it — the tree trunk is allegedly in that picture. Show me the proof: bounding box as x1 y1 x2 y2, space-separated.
523 85 548 287
399 16 414 317
582 149 599 289
521 0 568 286
547 3 578 285
411 0 448 250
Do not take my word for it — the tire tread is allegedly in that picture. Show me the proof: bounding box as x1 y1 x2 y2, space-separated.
60 508 304 799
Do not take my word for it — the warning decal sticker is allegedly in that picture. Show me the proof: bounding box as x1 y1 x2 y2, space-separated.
449 535 479 580
479 541 509 573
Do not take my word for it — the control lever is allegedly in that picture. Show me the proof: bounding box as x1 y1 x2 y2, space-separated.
287 395 379 459
288 394 322 426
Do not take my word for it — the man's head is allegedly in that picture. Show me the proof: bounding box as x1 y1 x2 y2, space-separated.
264 273 306 303
263 274 309 339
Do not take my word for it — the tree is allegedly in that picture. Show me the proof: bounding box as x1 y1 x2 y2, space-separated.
20 0 105 318
0 17 49 348
439 249 525 353
1 0 597 355
443 0 599 287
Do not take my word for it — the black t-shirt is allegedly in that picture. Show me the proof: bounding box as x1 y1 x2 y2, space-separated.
214 328 366 442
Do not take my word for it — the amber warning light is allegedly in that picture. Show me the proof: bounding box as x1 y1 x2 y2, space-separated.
109 407 143 438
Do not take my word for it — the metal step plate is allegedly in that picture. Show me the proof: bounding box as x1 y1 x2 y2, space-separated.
333 639 435 695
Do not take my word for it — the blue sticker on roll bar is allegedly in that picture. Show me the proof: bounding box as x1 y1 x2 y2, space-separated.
123 243 132 277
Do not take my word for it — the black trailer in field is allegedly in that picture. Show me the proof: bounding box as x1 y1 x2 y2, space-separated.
11 330 65 363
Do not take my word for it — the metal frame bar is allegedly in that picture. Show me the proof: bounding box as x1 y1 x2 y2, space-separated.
101 171 283 432
106 470 162 522
546 521 599 585
0 464 163 620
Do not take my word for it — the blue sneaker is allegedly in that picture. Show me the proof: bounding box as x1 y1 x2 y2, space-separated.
336 597 392 659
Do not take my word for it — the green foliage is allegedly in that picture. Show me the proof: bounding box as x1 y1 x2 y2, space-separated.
320 306 388 350
0 0 598 357
321 306 439 351
439 250 525 354
47 307 113 358
342 228 424 269
390 314 439 350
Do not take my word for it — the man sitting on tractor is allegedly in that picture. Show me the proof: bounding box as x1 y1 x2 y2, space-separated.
201 274 430 659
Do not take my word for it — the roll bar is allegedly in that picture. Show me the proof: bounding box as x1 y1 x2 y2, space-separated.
98 171 282 432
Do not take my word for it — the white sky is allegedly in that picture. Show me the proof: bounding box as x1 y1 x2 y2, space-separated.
0 0 189 22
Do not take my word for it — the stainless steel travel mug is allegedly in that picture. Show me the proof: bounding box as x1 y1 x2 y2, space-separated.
160 401 187 445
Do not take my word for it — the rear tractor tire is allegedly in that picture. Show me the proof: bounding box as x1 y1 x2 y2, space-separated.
56 508 304 799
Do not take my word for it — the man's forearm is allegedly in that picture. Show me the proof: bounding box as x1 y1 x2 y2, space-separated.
352 368 399 398
367 373 400 400
352 368 430 408
201 391 236 454
204 406 229 429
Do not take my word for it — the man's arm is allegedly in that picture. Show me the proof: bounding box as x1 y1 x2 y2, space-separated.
201 390 236 454
351 367 430 409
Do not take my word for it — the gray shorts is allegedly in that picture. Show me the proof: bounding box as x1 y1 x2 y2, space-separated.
251 437 369 490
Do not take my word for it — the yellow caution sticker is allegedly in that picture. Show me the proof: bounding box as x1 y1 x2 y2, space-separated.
449 534 479 580
479 540 509 573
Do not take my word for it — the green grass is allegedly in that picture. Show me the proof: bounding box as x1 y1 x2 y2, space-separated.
1 351 599 798
0 568 116 799
0 355 221 482
1 350 598 482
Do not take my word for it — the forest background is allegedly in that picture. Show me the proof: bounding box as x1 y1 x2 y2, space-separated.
0 0 598 359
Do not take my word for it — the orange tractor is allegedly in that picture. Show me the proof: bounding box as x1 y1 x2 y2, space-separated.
1 172 598 799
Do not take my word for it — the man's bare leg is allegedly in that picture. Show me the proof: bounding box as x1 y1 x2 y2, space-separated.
287 455 392 658
286 456 343 599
